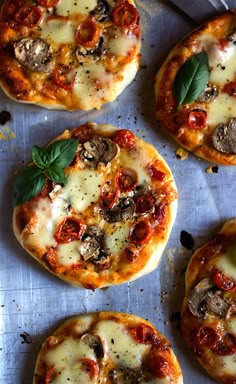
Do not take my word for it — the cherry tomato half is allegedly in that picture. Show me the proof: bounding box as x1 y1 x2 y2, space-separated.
135 192 156 215
116 168 138 192
213 333 236 356
213 269 236 291
14 5 43 27
151 203 166 223
223 81 236 96
197 326 221 349
45 365 55 384
112 129 136 149
37 0 60 7
99 180 119 210
112 3 139 27
129 220 152 245
72 125 94 143
188 109 207 129
53 66 76 90
147 165 166 181
80 358 99 378
75 20 100 48
55 218 84 244
130 323 157 345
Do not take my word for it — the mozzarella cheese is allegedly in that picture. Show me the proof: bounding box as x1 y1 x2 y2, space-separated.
206 92 235 127
214 245 236 280
55 0 97 16
40 17 76 44
57 241 82 265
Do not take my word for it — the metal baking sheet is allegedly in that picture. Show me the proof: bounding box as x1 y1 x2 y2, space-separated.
1 1 236 383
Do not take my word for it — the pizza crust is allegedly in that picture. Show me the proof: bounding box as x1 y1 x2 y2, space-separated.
13 122 178 289
155 10 236 165
33 311 183 384
181 218 236 383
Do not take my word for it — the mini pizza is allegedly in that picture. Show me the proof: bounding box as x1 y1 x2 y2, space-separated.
155 10 236 165
33 311 183 384
12 122 178 289
0 0 141 111
181 218 236 384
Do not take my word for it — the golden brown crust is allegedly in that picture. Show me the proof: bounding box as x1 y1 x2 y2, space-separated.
33 312 183 384
0 0 141 111
13 122 178 289
155 10 236 165
181 219 236 383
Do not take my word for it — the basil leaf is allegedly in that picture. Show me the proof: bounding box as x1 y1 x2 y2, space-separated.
46 139 78 168
173 51 210 106
44 166 67 184
12 165 45 207
32 145 50 169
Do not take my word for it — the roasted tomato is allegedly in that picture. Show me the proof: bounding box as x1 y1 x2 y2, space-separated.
147 165 166 181
37 0 60 7
99 180 119 210
148 351 172 378
130 323 158 345
135 192 156 215
112 2 139 27
80 358 99 378
213 269 236 291
223 81 236 96
112 129 136 149
116 168 138 192
196 326 221 349
129 220 152 245
55 218 84 243
53 66 76 90
75 20 100 48
188 109 207 129
14 5 43 27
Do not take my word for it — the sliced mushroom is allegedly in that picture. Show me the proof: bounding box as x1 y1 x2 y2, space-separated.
14 38 54 73
79 226 105 261
81 334 104 358
90 0 111 21
75 37 107 64
212 119 236 154
103 198 136 223
197 84 218 103
80 137 118 167
228 30 236 44
109 368 142 384
188 278 231 319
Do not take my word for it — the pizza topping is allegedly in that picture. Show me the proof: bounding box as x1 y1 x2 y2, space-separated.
116 168 138 192
147 165 166 181
213 333 236 355
188 109 207 129
129 220 152 245
197 83 218 103
53 65 76 90
197 325 221 348
90 0 110 22
109 367 142 383
112 3 139 28
79 358 99 378
75 19 101 48
112 129 136 149
223 81 236 96
188 278 230 318
103 197 136 223
130 323 159 345
99 180 119 210
81 137 118 167
212 118 236 154
37 0 60 7
212 270 236 291
79 226 108 265
80 334 104 358
173 51 210 107
14 5 43 27
55 218 85 244
135 192 156 215
76 36 106 63
14 38 54 73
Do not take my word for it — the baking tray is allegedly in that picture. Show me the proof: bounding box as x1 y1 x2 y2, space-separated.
1 1 236 383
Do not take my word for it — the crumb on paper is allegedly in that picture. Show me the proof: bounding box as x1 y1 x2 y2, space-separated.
0 125 16 141
161 291 169 303
205 165 219 174
175 147 189 160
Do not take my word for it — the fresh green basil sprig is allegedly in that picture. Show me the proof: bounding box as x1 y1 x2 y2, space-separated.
13 139 78 207
173 51 210 107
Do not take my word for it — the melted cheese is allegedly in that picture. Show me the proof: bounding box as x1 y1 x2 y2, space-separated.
105 222 130 255
108 28 138 56
206 93 235 128
73 64 114 110
57 241 81 265
58 169 103 212
40 16 76 44
45 337 96 384
94 320 147 368
215 353 236 377
55 0 97 16
214 246 236 280
119 150 151 186
226 316 236 336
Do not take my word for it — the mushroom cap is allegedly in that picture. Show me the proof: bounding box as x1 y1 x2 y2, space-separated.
212 119 236 154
